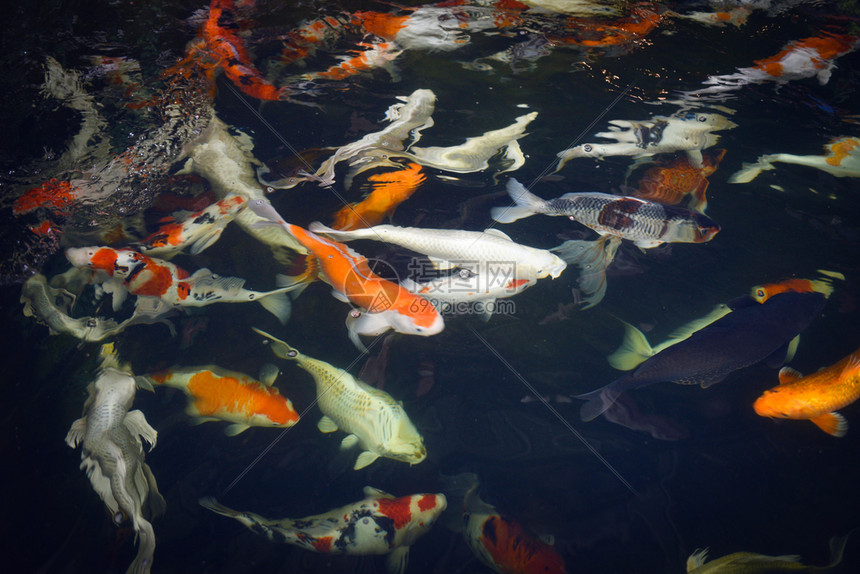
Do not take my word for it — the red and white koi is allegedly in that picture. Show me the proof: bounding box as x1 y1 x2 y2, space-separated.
200 487 446 574
136 193 248 257
64 246 292 323
142 365 299 436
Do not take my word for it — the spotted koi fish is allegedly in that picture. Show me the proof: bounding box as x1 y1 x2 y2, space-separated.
248 199 444 347
331 163 426 231
142 365 299 436
254 328 427 470
200 487 446 574
65 246 292 323
136 193 247 256
631 148 726 213
493 178 720 249
729 136 860 183
754 346 860 437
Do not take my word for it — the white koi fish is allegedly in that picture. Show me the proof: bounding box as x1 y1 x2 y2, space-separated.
200 487 446 574
307 221 567 280
253 328 426 470
65 246 292 323
402 269 536 319
65 344 165 574
556 111 736 169
729 136 860 183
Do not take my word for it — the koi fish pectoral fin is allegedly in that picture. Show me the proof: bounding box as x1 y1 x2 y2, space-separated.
354 450 380 470
257 291 292 325
386 546 410 574
811 412 848 437
576 384 625 422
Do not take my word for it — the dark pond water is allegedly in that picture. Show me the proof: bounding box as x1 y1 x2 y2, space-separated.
2 1 860 573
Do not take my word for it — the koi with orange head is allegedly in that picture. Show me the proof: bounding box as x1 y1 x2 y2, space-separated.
143 365 299 436
750 272 842 304
754 347 860 437
331 162 426 231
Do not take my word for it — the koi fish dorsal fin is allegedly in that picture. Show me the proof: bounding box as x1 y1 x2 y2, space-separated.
481 228 513 241
362 486 393 499
778 366 803 384
686 548 709 571
838 353 860 383
810 412 848 437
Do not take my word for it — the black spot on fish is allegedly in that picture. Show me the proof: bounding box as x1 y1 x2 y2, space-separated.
636 120 668 148
193 212 216 225
597 199 642 230
482 516 499 546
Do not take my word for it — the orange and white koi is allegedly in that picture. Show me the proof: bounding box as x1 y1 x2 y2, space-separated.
553 2 663 48
200 487 446 574
687 31 859 98
729 136 860 183
753 346 860 437
300 40 402 82
136 193 247 256
631 148 726 213
142 365 299 436
64 246 292 323
665 6 750 28
331 163 426 231
248 199 444 346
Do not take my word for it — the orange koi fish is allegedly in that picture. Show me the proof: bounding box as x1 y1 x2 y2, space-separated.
65 246 292 322
631 149 726 213
302 40 402 82
13 178 80 216
553 2 663 48
167 0 289 100
751 272 842 304
137 193 247 256
445 473 567 574
247 199 444 346
331 163 426 231
143 366 299 435
754 346 860 437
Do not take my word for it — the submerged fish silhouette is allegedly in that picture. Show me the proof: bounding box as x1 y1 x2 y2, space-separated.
577 290 828 422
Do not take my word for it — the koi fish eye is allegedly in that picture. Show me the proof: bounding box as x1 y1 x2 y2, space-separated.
697 115 707 122
287 350 297 358
458 268 473 279
86 318 98 328
755 288 767 301
265 186 275 194
114 511 124 524
350 310 361 318
583 144 593 153
248 294 255 300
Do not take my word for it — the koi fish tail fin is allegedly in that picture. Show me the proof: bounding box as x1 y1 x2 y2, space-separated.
128 517 156 574
576 381 625 422
275 255 320 300
199 497 299 545
825 530 854 569
607 320 654 371
257 290 292 324
727 155 776 183
551 235 621 308
490 178 544 223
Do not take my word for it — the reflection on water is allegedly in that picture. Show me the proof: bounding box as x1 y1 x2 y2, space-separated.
3 1 860 573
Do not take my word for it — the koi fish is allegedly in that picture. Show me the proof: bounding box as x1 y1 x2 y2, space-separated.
577 277 835 422
631 148 726 213
200 487 446 574
141 365 299 436
402 269 536 319
555 111 736 169
64 246 292 323
65 344 165 574
686 532 850 573
556 2 663 48
443 472 567 574
253 328 427 470
308 221 567 280
687 31 859 98
666 6 750 28
248 199 444 346
331 162 426 231
136 193 247 257
729 136 860 183
20 273 175 342
298 40 402 82
753 347 860 437
493 178 720 248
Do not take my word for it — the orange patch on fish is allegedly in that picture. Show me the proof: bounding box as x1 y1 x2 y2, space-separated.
825 137 860 166
351 11 410 40
480 515 567 574
185 370 299 426
752 278 819 303
331 163 426 230
311 536 333 552
13 179 79 215
754 32 859 77
376 496 412 529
